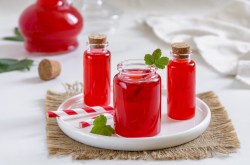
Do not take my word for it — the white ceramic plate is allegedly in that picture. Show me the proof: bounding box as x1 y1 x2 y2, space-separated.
57 94 211 151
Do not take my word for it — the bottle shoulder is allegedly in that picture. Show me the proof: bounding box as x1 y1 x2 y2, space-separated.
84 50 111 56
168 59 195 67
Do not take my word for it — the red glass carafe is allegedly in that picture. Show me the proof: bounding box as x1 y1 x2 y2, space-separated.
19 0 83 54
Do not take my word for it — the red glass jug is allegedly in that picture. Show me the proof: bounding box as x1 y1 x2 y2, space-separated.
19 0 83 54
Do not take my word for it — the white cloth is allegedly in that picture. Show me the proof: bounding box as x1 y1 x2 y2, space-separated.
145 0 250 86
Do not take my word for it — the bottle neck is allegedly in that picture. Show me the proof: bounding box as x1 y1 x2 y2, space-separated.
87 42 108 53
117 59 157 82
170 51 192 62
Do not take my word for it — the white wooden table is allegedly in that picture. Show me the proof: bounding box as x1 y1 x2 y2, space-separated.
0 0 249 164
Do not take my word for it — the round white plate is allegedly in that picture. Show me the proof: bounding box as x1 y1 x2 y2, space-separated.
57 94 211 151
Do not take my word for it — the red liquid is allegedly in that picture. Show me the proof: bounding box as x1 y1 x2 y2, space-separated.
19 0 83 54
84 49 110 106
167 59 196 120
114 69 161 137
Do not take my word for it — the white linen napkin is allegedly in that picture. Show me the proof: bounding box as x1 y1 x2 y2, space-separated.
145 0 250 86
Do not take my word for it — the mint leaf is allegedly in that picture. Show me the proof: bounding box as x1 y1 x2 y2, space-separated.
90 125 115 136
0 59 19 73
2 27 24 42
93 114 107 126
0 65 8 72
14 27 22 37
3 36 24 42
152 48 161 60
90 115 115 136
0 58 33 73
144 48 169 69
0 59 19 65
155 57 169 69
144 54 154 65
7 59 33 71
159 57 169 64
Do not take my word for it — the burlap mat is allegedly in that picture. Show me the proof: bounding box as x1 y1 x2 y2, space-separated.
46 83 240 160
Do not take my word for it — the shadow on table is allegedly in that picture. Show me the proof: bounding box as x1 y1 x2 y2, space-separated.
21 77 43 84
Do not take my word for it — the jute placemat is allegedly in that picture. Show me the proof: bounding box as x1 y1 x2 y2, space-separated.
46 83 240 160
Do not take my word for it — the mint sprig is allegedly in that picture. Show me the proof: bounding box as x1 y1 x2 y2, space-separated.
90 115 115 136
0 58 33 73
2 27 24 42
144 48 169 69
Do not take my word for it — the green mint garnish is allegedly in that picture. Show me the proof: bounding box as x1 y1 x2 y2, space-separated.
144 48 169 69
2 27 24 42
90 115 115 136
0 58 33 73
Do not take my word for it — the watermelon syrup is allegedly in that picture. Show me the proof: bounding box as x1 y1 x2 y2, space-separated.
83 34 110 106
167 42 196 120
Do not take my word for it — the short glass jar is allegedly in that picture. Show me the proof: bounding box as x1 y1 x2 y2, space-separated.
113 60 161 137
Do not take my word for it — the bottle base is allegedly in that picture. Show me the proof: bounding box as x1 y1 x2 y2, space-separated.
115 126 161 138
115 131 160 138
167 113 195 121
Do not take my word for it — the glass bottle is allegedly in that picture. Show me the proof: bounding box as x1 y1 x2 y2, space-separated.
74 0 122 33
19 0 83 54
167 42 196 120
113 60 161 137
83 34 110 106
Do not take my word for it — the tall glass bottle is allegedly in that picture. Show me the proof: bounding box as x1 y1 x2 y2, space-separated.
74 0 122 33
83 34 110 106
167 42 196 120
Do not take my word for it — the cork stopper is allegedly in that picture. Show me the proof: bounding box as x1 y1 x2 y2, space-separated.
88 34 107 44
171 42 190 54
38 59 61 81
